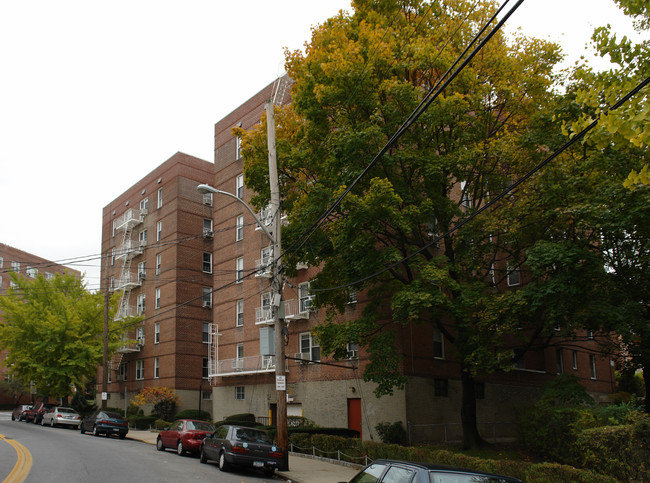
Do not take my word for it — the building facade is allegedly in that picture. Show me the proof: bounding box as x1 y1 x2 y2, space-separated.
204 78 616 443
0 243 80 405
98 152 215 415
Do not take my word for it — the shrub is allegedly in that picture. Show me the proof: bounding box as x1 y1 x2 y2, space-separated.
225 413 256 423
172 409 211 422
153 419 170 430
517 404 584 462
70 392 97 416
130 415 157 430
375 421 407 445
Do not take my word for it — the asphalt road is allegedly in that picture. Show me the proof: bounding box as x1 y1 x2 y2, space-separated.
0 415 285 483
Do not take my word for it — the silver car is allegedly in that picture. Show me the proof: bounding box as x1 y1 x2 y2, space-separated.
41 406 82 428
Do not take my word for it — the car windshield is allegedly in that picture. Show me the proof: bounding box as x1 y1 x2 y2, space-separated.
234 428 272 444
186 421 215 431
103 411 123 419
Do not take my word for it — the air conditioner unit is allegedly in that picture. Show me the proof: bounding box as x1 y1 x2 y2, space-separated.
294 352 311 363
116 374 125 382
136 337 144 346
138 272 146 281
347 349 359 360
202 301 212 308
203 230 213 238
231 360 244 370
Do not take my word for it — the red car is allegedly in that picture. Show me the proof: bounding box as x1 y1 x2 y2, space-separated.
156 419 215 456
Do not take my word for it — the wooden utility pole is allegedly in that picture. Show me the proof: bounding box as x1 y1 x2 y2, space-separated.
102 252 109 410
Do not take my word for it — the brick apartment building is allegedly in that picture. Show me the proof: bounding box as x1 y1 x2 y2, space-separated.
98 152 215 415
0 243 80 405
203 78 616 442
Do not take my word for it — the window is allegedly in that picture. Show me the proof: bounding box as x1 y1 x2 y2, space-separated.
0 257 3 268
157 188 163 208
299 282 312 313
235 136 242 160
139 229 147 248
556 349 564 374
155 288 161 309
506 261 520 286
236 215 244 241
236 343 244 364
112 220 117 237
300 332 320 362
156 254 162 275
236 174 244 199
587 330 594 340
260 246 273 274
460 180 472 208
202 390 212 400
136 360 144 380
140 198 149 213
45 272 53 280
203 218 213 237
154 357 159 379
434 378 448 397
590 355 597 380
203 252 212 273
26 266 37 278
383 466 415 482
202 287 212 308
156 221 162 241
433 328 444 359
347 290 357 305
236 257 243 283
202 358 209 379
236 299 244 327
119 363 127 381
347 343 359 359
202 322 210 344
573 351 578 371
137 294 146 315
154 322 160 344
235 386 245 400
489 263 496 286
136 326 144 344
11 261 20 272
138 261 146 281
202 192 213 206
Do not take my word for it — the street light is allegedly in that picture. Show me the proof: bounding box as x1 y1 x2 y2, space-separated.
197 181 289 471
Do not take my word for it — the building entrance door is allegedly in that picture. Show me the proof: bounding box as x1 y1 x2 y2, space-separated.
347 398 362 438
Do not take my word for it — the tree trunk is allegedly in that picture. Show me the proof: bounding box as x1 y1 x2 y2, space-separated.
460 369 487 449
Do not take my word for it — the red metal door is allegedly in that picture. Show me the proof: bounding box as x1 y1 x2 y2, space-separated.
347 398 362 438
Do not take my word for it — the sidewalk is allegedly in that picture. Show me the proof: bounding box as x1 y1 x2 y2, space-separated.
127 429 360 483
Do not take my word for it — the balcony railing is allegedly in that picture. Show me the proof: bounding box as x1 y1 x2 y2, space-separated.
115 272 142 291
116 208 144 231
209 355 276 377
117 335 142 353
255 307 273 325
282 298 309 321
116 304 136 319
115 239 144 260
255 258 273 278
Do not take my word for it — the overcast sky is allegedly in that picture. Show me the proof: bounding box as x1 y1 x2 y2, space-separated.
0 0 644 292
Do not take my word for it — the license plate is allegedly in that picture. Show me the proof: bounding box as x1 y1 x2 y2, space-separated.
253 461 264 468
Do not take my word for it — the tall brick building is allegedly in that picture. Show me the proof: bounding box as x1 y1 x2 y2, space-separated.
203 78 616 442
98 152 215 414
0 243 80 405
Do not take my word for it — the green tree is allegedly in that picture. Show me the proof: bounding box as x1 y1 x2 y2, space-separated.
238 0 568 447
0 272 131 400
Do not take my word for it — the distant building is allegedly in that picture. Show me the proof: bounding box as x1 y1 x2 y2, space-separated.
98 152 215 415
0 243 80 405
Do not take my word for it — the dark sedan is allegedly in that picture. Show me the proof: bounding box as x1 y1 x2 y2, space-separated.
11 404 32 421
80 410 129 439
156 419 215 455
346 459 523 483
200 424 282 477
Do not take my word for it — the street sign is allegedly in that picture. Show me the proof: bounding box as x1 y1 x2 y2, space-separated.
276 375 286 391
101 392 108 400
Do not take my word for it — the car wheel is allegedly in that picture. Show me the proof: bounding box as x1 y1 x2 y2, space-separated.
118 433 126 440
11 414 15 421
218 451 229 472
40 418 46 426
50 420 55 428
177 441 185 456
199 448 207 464
93 425 100 436
156 437 164 451
80 424 85 434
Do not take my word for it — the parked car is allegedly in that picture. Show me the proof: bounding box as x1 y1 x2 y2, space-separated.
344 459 523 483
157 419 216 456
25 402 59 424
11 405 32 421
41 406 82 428
199 424 282 477
80 410 129 439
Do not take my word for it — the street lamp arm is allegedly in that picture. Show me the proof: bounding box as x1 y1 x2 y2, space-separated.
197 184 276 244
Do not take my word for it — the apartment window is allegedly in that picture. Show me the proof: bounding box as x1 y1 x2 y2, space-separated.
300 332 320 362
139 229 147 248
156 254 162 275
573 351 578 371
202 358 209 379
203 218 213 237
236 174 244 199
433 328 445 359
235 386 245 400
140 197 149 213
506 261 520 286
135 360 144 380
137 294 146 315
112 220 117 237
348 290 357 305
136 326 144 344
45 272 53 280
459 180 472 208
590 355 597 380
202 390 212 400
119 363 127 381
347 343 359 359
587 330 594 340
235 136 242 160
489 263 496 286
157 188 163 209
434 378 448 397
154 322 160 344
107 369 111 384
156 221 162 241
202 287 212 308
138 261 146 281
202 192 213 206
0 257 3 268
236 215 244 241
11 261 20 272
203 252 212 273
26 266 37 278
236 343 244 362
556 349 564 374
236 257 244 283
299 282 312 313
111 248 115 266
155 288 161 309
236 299 244 327
154 357 159 379
202 322 210 344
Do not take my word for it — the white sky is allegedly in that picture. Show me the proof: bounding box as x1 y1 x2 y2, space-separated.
0 0 644 292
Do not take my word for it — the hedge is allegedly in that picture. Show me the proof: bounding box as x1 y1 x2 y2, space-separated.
172 409 211 422
129 415 157 429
